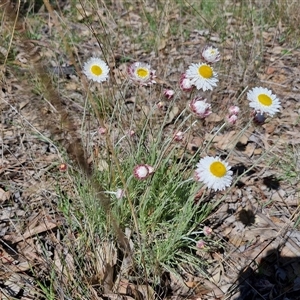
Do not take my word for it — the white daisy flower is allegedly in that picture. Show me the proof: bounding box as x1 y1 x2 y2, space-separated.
127 62 156 85
189 96 212 118
195 156 233 191
83 57 109 83
247 87 281 116
186 63 218 91
201 45 220 63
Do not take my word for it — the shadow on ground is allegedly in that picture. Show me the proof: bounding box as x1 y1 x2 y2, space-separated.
235 248 300 300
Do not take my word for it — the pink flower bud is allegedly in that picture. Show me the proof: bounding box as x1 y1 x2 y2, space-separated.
228 106 240 115
163 89 175 100
59 163 68 172
196 240 205 249
145 164 155 174
133 164 154 180
156 101 166 110
179 73 194 92
189 97 212 118
173 131 184 142
226 114 238 125
203 226 213 236
98 127 107 135
127 130 135 137
115 189 125 200
133 164 150 180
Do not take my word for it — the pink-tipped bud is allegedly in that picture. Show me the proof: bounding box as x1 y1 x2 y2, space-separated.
226 114 238 125
228 105 240 116
115 188 125 200
189 96 212 118
98 127 107 135
179 73 194 92
59 163 68 172
133 164 154 180
173 131 184 142
145 164 155 175
203 226 213 236
133 164 150 180
126 130 135 137
156 101 167 110
163 89 175 100
196 240 206 249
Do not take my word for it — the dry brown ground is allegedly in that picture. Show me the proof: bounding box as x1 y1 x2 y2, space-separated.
1 0 300 299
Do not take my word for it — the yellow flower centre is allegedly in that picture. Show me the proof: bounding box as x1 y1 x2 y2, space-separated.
91 65 103 76
198 65 213 79
258 94 272 106
136 67 149 78
210 161 226 178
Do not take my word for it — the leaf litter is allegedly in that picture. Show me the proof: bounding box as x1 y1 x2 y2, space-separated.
1 0 300 299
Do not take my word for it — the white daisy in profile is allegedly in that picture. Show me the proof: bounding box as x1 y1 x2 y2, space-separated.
247 87 281 116
195 156 233 191
201 45 220 63
186 63 218 91
127 62 156 86
83 57 109 83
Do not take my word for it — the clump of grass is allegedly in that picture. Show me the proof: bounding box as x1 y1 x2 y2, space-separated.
1 0 299 298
